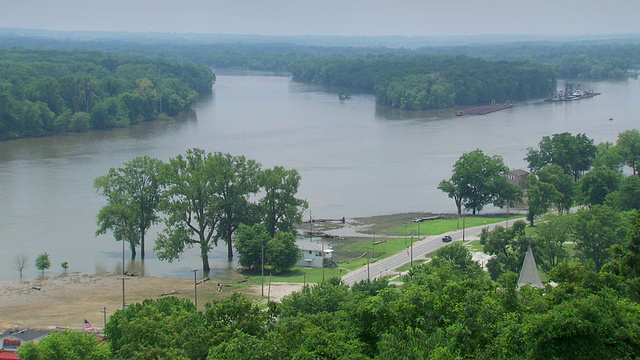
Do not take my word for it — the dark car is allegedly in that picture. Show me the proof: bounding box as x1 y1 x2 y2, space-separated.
442 235 452 243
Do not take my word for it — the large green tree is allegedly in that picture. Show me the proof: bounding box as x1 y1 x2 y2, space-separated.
532 214 572 272
525 132 596 181
155 148 223 273
579 167 623 206
235 223 272 270
572 205 631 271
593 141 624 172
258 166 308 237
438 149 521 215
235 224 300 273
536 164 576 214
215 153 261 259
605 211 640 279
95 155 162 260
606 175 640 211
268 231 301 273
616 128 640 175
526 170 560 226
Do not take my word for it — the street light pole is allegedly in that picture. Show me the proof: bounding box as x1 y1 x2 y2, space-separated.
122 237 126 275
191 269 198 309
321 237 325 282
367 257 370 282
410 232 414 267
506 203 510 228
117 277 129 309
462 209 466 241
372 232 375 259
404 222 407 246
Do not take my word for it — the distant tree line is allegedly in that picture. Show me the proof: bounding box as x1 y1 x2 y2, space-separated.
288 55 556 110
0 49 215 140
2 31 637 79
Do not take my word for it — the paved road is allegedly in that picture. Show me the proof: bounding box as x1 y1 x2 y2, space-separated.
341 219 523 286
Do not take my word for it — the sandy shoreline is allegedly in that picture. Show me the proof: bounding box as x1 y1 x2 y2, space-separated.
0 273 302 330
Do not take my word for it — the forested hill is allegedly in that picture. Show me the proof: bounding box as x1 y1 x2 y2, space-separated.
289 55 556 110
0 49 215 140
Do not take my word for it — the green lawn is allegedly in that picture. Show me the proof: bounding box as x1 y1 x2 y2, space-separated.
330 236 414 268
389 215 525 237
240 266 349 284
464 240 484 253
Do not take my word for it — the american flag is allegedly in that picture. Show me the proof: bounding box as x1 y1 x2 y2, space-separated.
84 319 97 333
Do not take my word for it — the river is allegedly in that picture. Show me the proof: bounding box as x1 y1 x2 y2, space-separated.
1 72 637 280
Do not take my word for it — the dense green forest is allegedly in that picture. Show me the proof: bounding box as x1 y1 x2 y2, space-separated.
2 30 637 79
0 49 215 140
289 55 556 110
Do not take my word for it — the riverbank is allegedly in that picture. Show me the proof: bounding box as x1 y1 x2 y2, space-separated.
0 273 302 331
0 212 517 330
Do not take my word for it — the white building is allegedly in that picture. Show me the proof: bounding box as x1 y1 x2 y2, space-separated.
295 239 333 268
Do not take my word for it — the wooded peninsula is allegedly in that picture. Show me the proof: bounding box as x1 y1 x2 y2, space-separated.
0 49 215 140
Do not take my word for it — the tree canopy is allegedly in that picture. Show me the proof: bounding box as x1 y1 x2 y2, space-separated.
617 129 640 175
525 132 596 181
155 149 227 273
95 155 162 260
235 224 300 273
438 149 522 215
0 49 214 140
34 252 51 276
289 55 556 110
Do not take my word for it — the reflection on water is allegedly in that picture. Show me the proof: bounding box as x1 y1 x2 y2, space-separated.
0 74 638 281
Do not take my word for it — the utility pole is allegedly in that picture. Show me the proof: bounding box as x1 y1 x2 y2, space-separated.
463 209 466 241
321 237 325 282
191 269 198 309
122 237 126 275
410 232 414 267
404 222 407 246
117 277 129 309
372 232 375 259
102 307 107 329
367 257 370 282
506 203 510 228
261 243 265 297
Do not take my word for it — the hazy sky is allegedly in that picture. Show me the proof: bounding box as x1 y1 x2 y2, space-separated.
1 0 639 37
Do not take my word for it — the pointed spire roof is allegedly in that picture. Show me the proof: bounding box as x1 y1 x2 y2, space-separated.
518 246 543 289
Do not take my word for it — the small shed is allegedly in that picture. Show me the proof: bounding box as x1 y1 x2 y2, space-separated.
295 239 333 268
507 169 529 189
